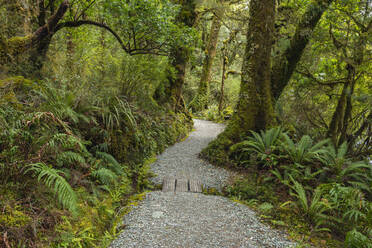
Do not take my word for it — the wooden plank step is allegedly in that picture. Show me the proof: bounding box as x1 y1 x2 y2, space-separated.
175 179 188 192
162 177 176 192
189 179 202 193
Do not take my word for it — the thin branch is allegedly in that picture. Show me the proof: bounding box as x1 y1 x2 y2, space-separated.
296 69 346 86
75 0 96 21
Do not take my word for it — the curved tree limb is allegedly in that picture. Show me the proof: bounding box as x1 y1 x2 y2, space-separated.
55 20 169 56
56 20 130 53
32 0 69 45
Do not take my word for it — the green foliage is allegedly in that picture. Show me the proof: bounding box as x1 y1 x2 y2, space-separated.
227 128 371 246
282 177 330 233
102 0 197 54
319 142 372 193
345 229 372 248
25 163 78 213
230 127 284 168
281 134 329 165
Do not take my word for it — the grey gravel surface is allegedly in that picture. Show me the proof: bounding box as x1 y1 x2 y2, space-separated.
150 119 232 190
110 119 296 248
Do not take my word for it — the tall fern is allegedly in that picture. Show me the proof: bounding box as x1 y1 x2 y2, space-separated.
283 177 330 232
95 151 123 176
92 168 118 186
25 163 78 213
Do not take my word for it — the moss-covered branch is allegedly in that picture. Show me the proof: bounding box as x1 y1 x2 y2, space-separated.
0 1 69 65
271 0 334 100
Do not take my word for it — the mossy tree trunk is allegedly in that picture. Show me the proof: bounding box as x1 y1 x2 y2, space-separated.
0 1 69 74
190 13 222 112
218 55 227 115
201 0 276 164
155 0 198 113
271 0 334 100
328 20 369 147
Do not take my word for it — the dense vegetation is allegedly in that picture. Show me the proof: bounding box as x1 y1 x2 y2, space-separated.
0 0 371 247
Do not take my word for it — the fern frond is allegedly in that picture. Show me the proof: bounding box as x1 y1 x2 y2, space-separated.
95 151 123 175
25 163 77 212
92 168 118 186
56 151 86 167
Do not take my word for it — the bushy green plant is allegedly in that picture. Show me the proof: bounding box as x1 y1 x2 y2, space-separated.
282 177 331 233
345 229 372 248
319 142 372 193
230 127 284 168
225 178 258 200
281 134 329 165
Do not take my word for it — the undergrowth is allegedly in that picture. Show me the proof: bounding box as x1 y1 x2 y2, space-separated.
0 76 192 247
221 127 371 247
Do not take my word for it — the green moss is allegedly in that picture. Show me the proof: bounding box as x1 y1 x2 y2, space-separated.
0 205 31 228
0 76 34 106
0 35 32 64
0 76 33 88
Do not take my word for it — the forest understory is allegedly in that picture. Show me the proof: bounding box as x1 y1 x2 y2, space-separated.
0 0 371 247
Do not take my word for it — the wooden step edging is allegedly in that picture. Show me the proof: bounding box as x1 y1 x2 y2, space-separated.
162 178 202 193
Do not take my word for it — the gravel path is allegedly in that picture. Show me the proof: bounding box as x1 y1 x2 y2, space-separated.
110 119 296 248
150 119 232 190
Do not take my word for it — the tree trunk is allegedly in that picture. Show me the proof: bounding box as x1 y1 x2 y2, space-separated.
271 0 334 100
328 17 369 147
0 1 69 72
190 14 222 112
201 0 276 165
327 80 349 146
154 0 198 113
218 55 227 115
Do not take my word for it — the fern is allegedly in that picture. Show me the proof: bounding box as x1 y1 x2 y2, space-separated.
320 142 372 189
91 168 118 186
281 134 329 164
286 177 330 231
56 151 86 167
230 127 284 167
95 151 123 176
345 229 372 248
25 163 78 213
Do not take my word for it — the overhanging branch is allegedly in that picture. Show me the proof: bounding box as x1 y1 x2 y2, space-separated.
55 20 169 56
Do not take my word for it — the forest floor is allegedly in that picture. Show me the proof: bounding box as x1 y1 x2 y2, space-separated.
110 120 296 248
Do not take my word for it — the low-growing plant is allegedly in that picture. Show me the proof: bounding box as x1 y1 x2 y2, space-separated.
281 177 331 234
319 142 372 194
281 134 329 165
230 127 284 168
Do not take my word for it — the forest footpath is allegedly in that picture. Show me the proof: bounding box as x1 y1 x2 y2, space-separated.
110 120 295 248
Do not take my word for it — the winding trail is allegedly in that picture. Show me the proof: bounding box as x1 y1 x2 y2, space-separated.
110 120 295 248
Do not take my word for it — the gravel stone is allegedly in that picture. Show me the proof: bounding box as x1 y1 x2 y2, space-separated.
110 119 296 248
